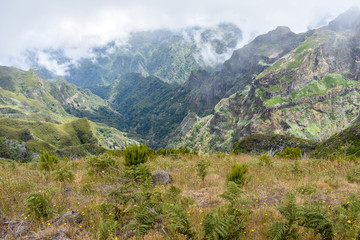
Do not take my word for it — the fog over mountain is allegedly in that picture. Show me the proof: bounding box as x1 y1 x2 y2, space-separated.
1 0 359 75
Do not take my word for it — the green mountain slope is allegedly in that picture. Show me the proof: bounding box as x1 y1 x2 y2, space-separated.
170 7 360 152
0 66 138 151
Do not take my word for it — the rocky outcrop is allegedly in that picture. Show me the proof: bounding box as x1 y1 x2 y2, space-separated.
152 170 173 186
53 211 83 226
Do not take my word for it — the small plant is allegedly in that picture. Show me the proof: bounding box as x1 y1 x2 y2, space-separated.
258 153 272 167
297 183 317 195
124 163 151 183
25 192 52 219
227 164 248 186
53 167 74 183
123 143 149 167
290 160 303 175
87 153 116 174
276 147 302 159
347 165 360 183
39 150 59 171
203 181 250 239
196 158 210 181
98 218 119 240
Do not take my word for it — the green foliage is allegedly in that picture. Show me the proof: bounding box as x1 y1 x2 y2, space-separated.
276 147 302 160
98 218 119 240
296 183 317 195
335 194 360 237
203 213 234 240
258 153 272 167
24 191 52 219
227 164 248 186
346 166 360 183
87 153 116 174
124 164 151 183
53 166 74 183
290 160 303 175
203 181 250 239
20 129 32 141
268 193 334 240
265 97 286 107
39 150 59 171
232 134 315 155
0 137 31 161
123 143 149 167
163 203 194 238
196 158 210 181
128 203 159 237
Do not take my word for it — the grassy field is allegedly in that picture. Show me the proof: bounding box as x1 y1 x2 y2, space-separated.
1 152 360 239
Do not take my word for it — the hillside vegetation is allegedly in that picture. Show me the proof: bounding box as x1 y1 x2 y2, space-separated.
1 150 360 239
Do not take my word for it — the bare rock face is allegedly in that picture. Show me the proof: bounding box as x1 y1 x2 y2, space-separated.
152 170 173 186
53 211 83 226
6 221 29 238
51 231 71 240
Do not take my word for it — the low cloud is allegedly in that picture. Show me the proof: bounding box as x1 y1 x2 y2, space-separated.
0 0 359 73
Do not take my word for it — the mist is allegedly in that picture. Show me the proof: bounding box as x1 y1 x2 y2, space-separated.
1 0 359 74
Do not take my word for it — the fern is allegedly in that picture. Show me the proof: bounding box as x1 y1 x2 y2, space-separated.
219 181 245 206
277 193 304 224
129 204 158 236
300 210 333 240
164 204 194 238
268 193 334 240
203 181 250 239
203 213 234 240
267 222 292 240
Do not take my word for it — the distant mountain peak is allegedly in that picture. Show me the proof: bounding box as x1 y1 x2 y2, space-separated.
328 6 360 31
273 26 292 34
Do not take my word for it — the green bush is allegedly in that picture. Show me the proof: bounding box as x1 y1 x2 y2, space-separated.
258 153 272 167
123 143 149 167
53 167 74 183
124 164 151 183
87 153 116 174
196 158 210 181
347 166 360 183
227 164 248 186
25 192 52 219
39 150 59 171
276 147 302 159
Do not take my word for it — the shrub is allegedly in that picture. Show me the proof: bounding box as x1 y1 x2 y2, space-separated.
258 153 272 167
290 160 303 175
196 158 210 181
123 143 149 167
87 153 116 174
124 164 151 183
276 147 302 159
227 164 248 186
53 167 74 183
25 192 52 219
347 166 360 183
39 150 59 171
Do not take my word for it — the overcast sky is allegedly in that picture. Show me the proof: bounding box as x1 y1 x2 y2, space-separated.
1 0 360 70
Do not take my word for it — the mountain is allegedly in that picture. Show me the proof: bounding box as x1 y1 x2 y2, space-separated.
170 7 360 152
0 66 137 152
26 23 242 87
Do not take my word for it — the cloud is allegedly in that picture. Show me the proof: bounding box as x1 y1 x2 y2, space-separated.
0 0 359 72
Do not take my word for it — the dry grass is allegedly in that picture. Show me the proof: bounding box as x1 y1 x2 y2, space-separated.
0 153 359 239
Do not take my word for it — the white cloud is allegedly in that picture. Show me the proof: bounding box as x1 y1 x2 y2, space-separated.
0 0 359 71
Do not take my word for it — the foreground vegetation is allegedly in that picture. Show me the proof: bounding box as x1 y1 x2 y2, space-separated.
1 146 360 239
